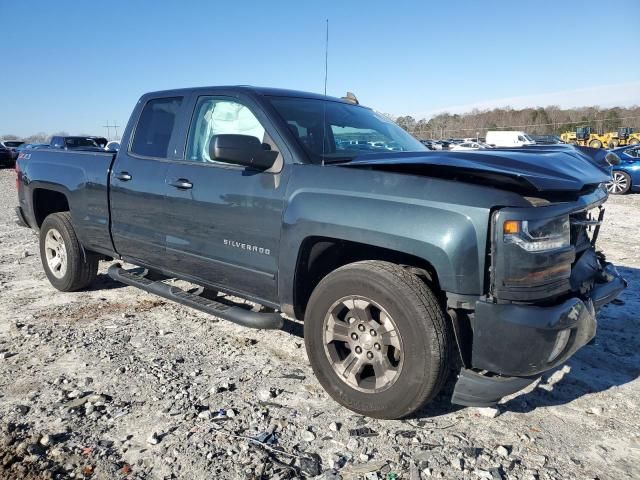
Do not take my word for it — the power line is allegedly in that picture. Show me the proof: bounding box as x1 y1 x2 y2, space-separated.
103 121 121 140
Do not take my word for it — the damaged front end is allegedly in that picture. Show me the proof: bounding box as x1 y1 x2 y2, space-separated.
451 185 627 407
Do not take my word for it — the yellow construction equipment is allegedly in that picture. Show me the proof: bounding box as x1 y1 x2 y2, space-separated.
606 127 640 148
561 126 640 148
560 127 611 148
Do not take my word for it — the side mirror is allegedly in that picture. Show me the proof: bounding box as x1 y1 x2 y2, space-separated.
605 152 621 166
208 134 278 170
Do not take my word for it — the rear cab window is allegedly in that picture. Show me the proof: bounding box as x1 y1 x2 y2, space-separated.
130 97 183 158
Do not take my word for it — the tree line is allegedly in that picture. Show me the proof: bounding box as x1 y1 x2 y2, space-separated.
0 131 85 143
4 105 640 143
395 105 640 139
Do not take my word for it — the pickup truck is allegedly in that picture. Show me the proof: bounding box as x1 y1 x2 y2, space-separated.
15 86 627 419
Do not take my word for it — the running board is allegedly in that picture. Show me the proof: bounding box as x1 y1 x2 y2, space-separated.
108 263 283 330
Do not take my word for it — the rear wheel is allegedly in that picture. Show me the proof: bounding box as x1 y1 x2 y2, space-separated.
630 138 640 146
608 139 619 148
589 139 602 149
606 171 631 195
304 261 451 419
39 212 99 291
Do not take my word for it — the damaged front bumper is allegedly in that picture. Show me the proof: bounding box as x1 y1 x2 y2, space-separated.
451 257 627 407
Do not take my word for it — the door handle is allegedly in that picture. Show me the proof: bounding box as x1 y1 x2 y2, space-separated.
169 179 193 190
115 171 132 181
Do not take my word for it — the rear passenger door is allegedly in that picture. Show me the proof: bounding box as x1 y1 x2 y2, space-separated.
110 96 185 266
162 94 291 304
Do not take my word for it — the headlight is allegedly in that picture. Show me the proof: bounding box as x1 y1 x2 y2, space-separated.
503 215 570 252
491 212 575 302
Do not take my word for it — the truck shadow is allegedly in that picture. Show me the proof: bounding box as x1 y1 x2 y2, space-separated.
500 265 640 414
85 273 130 291
281 317 304 338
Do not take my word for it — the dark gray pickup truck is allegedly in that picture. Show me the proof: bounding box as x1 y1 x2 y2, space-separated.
15 86 627 419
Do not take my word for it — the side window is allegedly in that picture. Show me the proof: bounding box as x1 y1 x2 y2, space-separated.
131 97 183 158
186 97 268 163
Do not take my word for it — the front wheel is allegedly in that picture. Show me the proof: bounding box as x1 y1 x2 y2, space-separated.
606 171 631 195
589 139 602 149
39 212 99 291
304 261 451 419
630 138 640 146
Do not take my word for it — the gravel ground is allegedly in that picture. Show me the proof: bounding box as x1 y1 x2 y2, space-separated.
0 166 638 480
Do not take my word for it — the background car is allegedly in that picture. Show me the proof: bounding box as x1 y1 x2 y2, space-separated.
450 141 493 151
0 144 13 167
530 135 564 145
16 143 50 153
419 140 437 150
0 140 25 164
88 136 109 148
605 145 640 194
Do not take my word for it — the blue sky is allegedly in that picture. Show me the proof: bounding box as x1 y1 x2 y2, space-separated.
1 0 639 138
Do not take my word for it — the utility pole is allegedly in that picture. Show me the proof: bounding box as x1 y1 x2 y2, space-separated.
103 121 121 140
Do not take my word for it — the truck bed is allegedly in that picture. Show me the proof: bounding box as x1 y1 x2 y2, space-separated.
17 148 117 257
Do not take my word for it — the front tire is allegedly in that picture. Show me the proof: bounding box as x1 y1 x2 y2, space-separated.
589 139 602 149
39 212 99 291
304 261 451 419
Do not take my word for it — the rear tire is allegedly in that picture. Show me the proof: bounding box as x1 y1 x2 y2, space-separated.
304 260 451 419
39 212 99 291
630 138 640 146
589 139 602 149
606 171 631 195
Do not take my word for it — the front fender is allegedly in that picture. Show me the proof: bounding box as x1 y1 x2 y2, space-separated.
278 167 493 312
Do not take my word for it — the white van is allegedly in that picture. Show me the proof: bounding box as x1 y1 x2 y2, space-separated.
486 131 535 147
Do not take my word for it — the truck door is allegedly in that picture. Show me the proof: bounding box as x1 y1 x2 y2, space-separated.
109 96 185 266
163 94 291 304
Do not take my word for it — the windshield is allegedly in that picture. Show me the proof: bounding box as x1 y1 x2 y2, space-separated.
4 141 24 148
267 96 427 163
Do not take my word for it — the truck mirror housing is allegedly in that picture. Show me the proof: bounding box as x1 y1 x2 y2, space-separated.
208 134 278 170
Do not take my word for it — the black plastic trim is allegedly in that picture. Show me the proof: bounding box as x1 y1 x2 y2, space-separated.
471 297 597 377
592 263 628 310
451 369 537 407
15 207 29 228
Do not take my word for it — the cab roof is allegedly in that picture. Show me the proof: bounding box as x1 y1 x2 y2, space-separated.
141 85 357 105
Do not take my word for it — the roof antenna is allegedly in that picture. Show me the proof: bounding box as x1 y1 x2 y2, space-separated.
323 19 329 97
322 19 329 166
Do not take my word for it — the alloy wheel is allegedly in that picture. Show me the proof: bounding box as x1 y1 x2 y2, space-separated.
323 296 404 393
44 228 68 278
606 172 629 194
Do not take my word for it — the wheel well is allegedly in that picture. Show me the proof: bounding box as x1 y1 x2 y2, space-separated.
293 236 442 319
33 189 69 227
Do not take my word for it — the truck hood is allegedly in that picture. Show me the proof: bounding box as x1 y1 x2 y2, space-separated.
341 145 612 194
